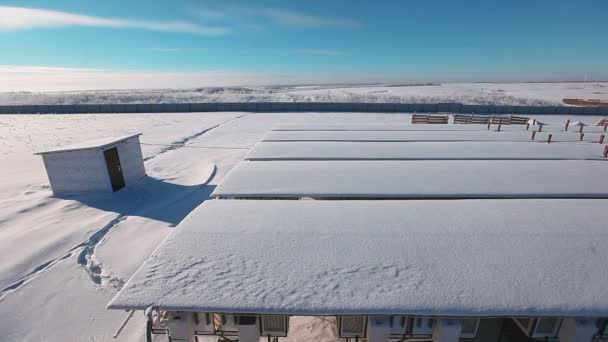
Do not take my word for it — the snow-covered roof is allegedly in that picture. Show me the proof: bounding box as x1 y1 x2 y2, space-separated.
212 160 608 199
246 141 606 161
262 130 595 142
109 123 608 317
272 123 513 131
36 133 142 155
108 199 608 316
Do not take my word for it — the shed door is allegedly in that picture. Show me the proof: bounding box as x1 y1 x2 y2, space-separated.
104 147 125 191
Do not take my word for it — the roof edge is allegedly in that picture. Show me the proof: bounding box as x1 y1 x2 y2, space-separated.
35 133 142 155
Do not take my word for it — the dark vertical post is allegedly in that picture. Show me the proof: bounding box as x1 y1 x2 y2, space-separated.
497 122 502 132
565 119 570 131
579 133 584 141
539 125 543 132
579 125 584 134
604 145 608 158
547 134 552 144
531 131 536 140
526 122 530 130
600 135 605 144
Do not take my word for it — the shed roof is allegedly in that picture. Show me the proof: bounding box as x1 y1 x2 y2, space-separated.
246 141 606 161
36 133 142 155
108 199 608 316
212 160 608 199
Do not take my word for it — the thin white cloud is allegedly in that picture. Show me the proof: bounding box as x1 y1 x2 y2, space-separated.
147 47 209 52
194 9 229 22
295 49 350 56
0 6 230 35
0 65 373 92
0 65 105 73
0 65 287 91
195 6 359 29
260 8 359 28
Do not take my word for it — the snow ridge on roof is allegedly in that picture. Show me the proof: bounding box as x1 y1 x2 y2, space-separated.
213 160 608 199
246 141 606 161
36 133 142 154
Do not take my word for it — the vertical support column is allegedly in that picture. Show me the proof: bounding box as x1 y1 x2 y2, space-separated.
547 134 552 144
165 312 196 342
565 119 570 131
367 316 391 342
237 316 260 342
558 318 596 342
531 131 536 140
432 318 462 342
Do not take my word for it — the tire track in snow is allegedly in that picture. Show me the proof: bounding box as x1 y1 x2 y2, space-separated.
144 113 249 161
1 114 247 299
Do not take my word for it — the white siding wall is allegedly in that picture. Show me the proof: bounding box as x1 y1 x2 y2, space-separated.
42 149 111 195
114 136 146 185
41 136 145 195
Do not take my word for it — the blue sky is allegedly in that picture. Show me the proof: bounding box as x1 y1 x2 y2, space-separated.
0 0 607 89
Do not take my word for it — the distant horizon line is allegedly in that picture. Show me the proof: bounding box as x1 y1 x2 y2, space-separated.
1 80 607 94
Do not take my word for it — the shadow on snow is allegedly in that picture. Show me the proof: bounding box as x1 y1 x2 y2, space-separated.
55 176 215 226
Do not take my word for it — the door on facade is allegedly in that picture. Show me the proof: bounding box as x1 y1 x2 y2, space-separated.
104 147 126 191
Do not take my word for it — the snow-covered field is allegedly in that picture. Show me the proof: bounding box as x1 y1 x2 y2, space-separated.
1 82 607 106
0 111 605 341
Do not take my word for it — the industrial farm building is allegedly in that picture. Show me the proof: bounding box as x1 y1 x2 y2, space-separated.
108 120 608 342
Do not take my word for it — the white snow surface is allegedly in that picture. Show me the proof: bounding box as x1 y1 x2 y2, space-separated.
262 130 606 142
246 141 607 161
212 160 608 199
36 133 142 154
273 123 526 131
2 82 608 106
108 199 608 316
1 111 606 341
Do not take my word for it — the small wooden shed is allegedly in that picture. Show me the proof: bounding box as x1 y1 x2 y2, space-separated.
36 134 145 195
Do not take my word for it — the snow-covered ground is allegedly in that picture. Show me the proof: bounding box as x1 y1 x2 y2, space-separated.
0 111 605 341
1 82 607 106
